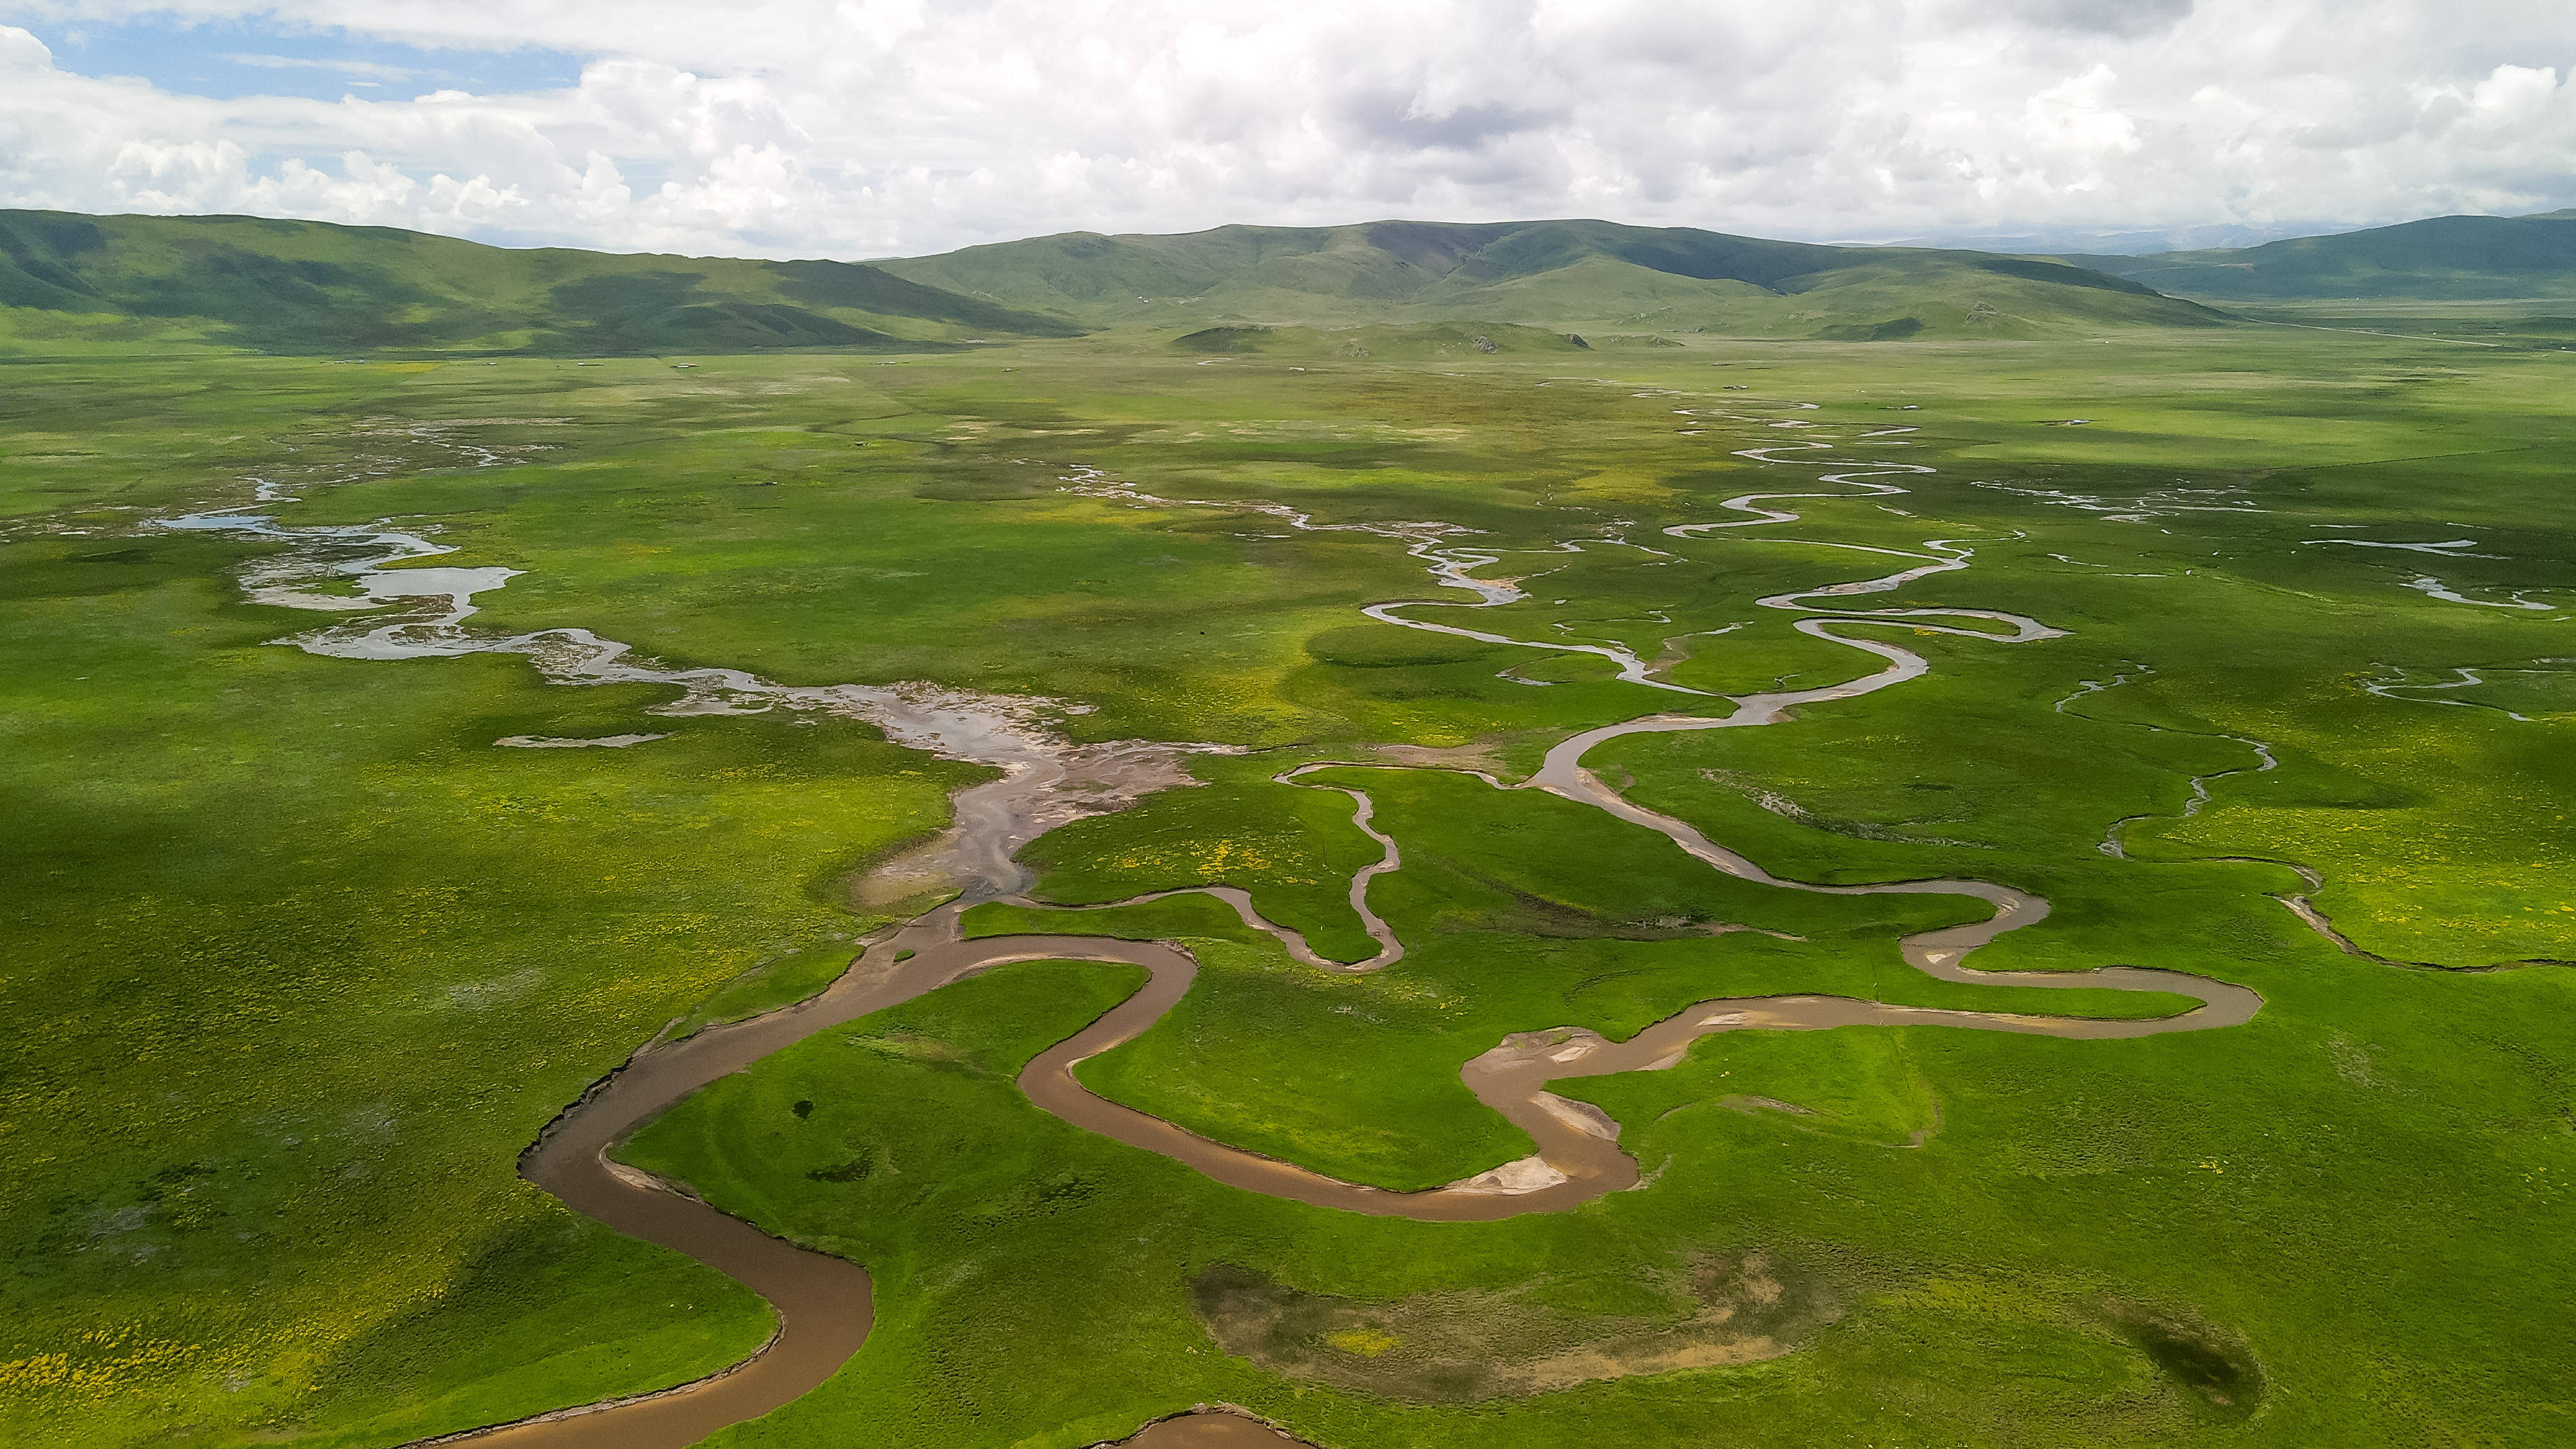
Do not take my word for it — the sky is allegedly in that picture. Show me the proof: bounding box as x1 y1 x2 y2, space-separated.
0 1 2569 261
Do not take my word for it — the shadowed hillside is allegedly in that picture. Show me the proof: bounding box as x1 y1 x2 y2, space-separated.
2066 212 2576 300
0 210 1083 355
877 218 2228 337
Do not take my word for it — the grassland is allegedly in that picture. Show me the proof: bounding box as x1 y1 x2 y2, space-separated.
2 303 2571 1448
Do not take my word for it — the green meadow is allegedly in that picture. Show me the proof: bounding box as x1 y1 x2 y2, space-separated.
3 308 2571 1448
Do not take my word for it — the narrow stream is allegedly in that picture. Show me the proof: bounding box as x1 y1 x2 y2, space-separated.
161 419 2264 1448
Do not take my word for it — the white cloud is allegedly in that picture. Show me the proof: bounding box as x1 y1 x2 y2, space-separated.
221 50 420 80
0 2 2570 258
0 19 51 68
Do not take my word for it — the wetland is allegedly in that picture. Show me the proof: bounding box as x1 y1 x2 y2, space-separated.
5 319 2572 1449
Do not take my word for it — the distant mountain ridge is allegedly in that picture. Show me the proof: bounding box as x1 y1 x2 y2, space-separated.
1883 223 2340 255
2061 212 2576 300
876 218 2224 338
0 209 2230 354
0 209 1081 355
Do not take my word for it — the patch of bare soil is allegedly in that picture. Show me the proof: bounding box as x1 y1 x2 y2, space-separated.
1457 882 1752 943
1191 1252 1841 1401
2103 1303 2264 1422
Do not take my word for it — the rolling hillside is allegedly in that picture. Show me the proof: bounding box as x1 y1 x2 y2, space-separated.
0 209 2230 354
0 210 1082 355
877 218 2228 337
2065 211 2576 300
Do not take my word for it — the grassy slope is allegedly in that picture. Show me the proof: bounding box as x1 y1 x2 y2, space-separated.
877 217 2226 337
4 321 2574 1446
0 209 1081 357
2076 213 2576 300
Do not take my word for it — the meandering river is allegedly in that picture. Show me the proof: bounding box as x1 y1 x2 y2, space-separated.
164 415 2261 1448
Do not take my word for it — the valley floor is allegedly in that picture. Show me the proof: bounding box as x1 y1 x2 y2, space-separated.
3 321 2571 1447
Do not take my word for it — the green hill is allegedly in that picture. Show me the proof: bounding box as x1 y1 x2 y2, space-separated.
0 210 1083 355
0 210 2228 355
876 218 2226 338
2068 213 2576 300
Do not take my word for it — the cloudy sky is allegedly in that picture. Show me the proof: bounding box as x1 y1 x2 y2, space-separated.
0 1 2568 260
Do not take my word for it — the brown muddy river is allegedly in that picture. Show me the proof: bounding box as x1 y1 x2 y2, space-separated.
166 437 2264 1449
416 636 2257 1444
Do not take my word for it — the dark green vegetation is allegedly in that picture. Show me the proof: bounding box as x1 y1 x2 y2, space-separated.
3 286 2571 1449
879 217 2222 336
0 210 1078 356
2070 209 2576 301
1170 322 1591 358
